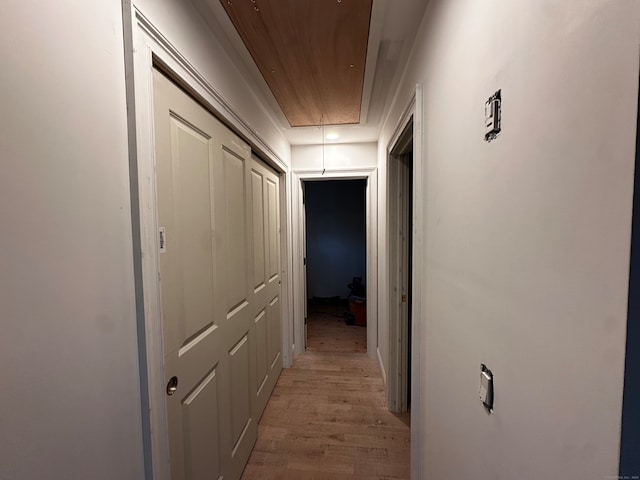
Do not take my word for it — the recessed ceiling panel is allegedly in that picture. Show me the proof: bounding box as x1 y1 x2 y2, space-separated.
221 0 372 127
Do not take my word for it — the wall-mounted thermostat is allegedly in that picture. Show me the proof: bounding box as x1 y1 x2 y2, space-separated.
484 90 501 142
479 364 494 413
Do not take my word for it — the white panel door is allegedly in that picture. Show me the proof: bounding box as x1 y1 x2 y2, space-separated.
250 157 283 415
153 70 258 480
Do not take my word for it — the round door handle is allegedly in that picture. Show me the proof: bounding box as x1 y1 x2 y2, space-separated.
166 376 178 396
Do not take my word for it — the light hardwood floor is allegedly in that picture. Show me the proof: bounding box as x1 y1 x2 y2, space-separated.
241 304 410 479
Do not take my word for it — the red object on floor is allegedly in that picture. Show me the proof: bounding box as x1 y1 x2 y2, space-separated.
349 296 366 327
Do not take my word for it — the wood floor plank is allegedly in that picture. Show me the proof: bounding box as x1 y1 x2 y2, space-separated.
241 307 410 479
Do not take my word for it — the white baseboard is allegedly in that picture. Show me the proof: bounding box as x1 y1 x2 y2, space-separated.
377 346 387 385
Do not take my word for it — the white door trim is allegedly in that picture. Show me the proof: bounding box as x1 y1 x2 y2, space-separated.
411 84 428 478
412 83 425 480
123 6 293 479
386 85 424 480
291 168 378 359
387 148 411 413
387 97 415 415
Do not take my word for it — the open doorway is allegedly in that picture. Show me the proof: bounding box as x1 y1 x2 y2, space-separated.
388 119 414 413
304 179 367 353
619 78 640 477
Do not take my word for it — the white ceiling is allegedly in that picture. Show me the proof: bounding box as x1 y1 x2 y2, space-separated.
192 0 429 145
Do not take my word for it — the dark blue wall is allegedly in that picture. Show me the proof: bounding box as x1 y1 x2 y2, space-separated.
305 180 366 299
620 82 640 477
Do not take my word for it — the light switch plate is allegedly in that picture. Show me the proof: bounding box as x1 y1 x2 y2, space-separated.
480 364 494 412
484 90 502 142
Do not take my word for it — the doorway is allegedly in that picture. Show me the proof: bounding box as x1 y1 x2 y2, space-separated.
388 119 414 413
291 170 378 360
304 179 368 353
619 78 640 477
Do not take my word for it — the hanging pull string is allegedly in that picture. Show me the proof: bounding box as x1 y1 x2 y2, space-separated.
321 114 325 176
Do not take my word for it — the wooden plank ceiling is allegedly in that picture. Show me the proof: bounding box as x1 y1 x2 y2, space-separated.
220 0 373 127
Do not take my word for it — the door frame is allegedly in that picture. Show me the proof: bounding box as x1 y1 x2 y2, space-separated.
387 122 413 414
385 85 424 480
291 168 378 359
122 6 293 479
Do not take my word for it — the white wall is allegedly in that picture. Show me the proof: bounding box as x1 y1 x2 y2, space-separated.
292 142 377 171
0 1 145 479
134 0 290 167
379 0 640 477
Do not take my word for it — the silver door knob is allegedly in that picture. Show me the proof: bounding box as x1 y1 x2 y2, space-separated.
166 376 178 396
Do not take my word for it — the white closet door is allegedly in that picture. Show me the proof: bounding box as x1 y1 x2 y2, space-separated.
154 70 258 480
250 157 283 415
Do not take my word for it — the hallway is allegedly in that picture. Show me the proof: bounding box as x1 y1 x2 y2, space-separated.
241 307 410 479
5 1 640 479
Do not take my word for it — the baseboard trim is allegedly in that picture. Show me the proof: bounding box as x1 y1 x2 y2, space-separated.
377 346 387 385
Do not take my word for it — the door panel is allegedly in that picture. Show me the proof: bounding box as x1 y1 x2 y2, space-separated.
229 334 252 452
252 171 266 292
154 70 283 480
222 149 249 312
267 178 279 281
251 158 283 415
254 309 268 393
214 136 256 480
171 118 216 348
267 295 281 367
154 71 227 480
181 367 221 480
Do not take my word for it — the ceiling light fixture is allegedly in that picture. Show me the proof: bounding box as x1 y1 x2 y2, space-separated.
326 133 339 140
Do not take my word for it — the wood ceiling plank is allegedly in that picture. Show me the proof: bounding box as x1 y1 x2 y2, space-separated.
221 0 372 127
